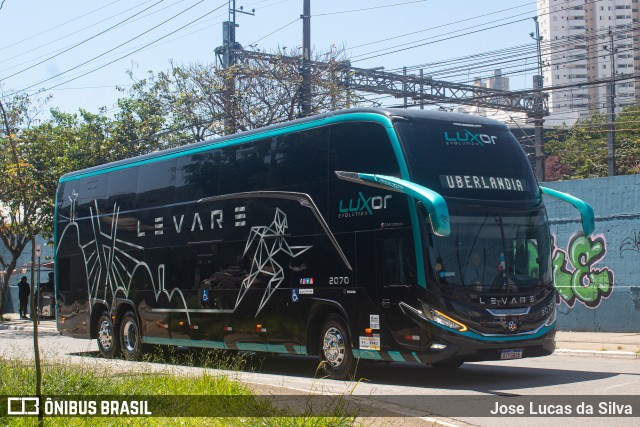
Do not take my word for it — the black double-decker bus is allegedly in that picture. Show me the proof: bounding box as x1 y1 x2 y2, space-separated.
55 108 594 379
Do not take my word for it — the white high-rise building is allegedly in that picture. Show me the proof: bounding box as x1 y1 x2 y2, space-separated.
537 0 639 124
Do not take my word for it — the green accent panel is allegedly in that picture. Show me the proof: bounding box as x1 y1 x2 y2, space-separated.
352 349 383 360
357 173 450 237
266 344 289 353
235 343 270 352
540 186 595 237
293 345 307 355
142 336 228 349
387 351 406 362
411 352 422 363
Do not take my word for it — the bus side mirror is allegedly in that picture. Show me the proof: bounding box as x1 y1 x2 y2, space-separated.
335 171 451 237
539 186 595 237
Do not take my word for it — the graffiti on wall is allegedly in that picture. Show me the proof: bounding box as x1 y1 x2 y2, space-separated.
620 230 640 258
552 233 614 308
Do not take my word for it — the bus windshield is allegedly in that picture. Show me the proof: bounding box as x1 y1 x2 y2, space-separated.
426 208 552 292
395 119 537 202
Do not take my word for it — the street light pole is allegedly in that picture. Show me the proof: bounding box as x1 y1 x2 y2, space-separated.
35 244 41 325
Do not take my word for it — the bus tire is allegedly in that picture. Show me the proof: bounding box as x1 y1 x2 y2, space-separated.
431 360 464 369
319 315 354 380
96 311 119 358
120 310 143 361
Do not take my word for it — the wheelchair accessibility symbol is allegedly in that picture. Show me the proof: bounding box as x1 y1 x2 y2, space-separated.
291 289 299 303
202 289 209 302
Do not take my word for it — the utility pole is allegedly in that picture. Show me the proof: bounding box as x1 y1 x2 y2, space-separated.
214 1 254 134
604 27 617 176
216 1 255 69
530 16 545 182
300 0 311 117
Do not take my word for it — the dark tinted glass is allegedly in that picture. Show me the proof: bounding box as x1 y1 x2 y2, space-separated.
329 122 399 176
396 120 537 201
220 140 271 194
176 152 221 202
75 176 107 218
271 127 329 188
106 167 138 212
137 159 177 209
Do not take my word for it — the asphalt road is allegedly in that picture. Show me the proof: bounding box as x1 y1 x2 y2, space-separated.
2 329 639 427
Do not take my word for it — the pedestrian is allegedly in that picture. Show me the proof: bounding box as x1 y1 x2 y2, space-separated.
18 276 30 319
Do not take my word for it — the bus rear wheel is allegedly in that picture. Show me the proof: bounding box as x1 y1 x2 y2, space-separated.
96 311 119 358
319 315 354 380
120 310 143 361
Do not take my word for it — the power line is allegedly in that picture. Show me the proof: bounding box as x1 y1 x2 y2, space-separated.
315 0 427 17
11 0 211 95
0 0 124 50
0 0 166 81
20 2 228 95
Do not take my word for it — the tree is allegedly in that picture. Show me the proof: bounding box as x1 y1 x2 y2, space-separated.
545 106 640 180
0 93 53 316
117 47 370 140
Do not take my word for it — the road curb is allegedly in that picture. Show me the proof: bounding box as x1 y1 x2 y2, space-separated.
0 324 58 333
555 348 639 359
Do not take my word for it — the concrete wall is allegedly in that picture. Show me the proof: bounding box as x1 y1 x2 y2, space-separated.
543 174 640 332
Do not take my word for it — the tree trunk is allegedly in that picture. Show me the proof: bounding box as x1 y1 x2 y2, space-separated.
0 261 19 316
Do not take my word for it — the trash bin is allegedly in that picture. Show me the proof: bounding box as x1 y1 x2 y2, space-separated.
39 292 54 318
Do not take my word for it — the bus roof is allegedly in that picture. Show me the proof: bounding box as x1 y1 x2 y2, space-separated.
59 108 509 183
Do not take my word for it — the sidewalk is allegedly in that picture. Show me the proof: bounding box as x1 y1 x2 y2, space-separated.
1 313 639 358
0 312 58 333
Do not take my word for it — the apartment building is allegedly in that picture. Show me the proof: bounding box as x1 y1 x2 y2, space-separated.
537 0 639 124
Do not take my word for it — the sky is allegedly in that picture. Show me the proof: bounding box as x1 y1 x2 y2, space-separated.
0 0 540 117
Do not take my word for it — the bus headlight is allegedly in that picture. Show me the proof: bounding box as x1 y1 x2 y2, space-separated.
544 303 556 327
420 301 468 332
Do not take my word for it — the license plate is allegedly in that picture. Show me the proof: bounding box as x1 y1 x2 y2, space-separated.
500 349 523 360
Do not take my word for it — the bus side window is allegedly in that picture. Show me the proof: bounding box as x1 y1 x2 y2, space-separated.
379 237 416 287
137 159 176 209
220 140 271 194
329 122 400 176
106 168 138 213
75 176 107 218
271 128 329 188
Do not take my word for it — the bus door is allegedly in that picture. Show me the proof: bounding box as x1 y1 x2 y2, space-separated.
375 228 420 351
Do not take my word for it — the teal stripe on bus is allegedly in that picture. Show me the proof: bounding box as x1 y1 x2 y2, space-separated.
142 336 228 350
293 345 307 355
352 349 383 360
265 344 289 353
387 351 406 362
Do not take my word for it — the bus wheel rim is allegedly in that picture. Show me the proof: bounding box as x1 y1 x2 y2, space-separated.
323 326 345 367
123 319 138 353
98 319 112 351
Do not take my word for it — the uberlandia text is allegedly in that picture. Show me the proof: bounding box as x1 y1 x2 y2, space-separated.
490 401 632 415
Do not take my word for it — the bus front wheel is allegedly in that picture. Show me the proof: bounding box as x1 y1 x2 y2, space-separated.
96 311 119 358
319 315 354 380
120 310 143 361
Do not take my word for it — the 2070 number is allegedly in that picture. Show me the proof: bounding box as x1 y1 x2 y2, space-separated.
329 276 350 285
